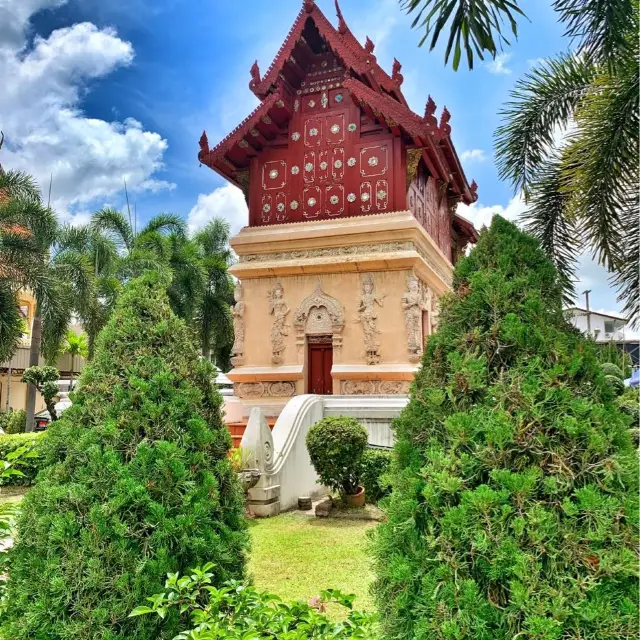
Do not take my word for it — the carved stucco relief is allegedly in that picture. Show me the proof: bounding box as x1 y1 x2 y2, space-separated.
294 280 345 360
402 271 428 363
239 241 453 286
356 273 385 365
230 282 245 366
234 381 297 399
340 380 410 395
268 280 290 365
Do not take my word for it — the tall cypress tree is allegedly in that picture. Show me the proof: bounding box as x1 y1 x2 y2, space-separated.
3 271 248 639
373 217 638 639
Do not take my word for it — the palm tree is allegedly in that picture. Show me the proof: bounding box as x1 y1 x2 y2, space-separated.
494 3 638 322
0 192 96 430
63 330 88 391
402 0 638 323
192 219 235 367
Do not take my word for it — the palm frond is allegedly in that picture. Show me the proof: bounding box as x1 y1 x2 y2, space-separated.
91 207 133 251
495 54 595 195
0 170 41 202
562 60 639 270
140 213 186 238
523 155 583 304
400 0 526 70
0 282 25 362
552 0 637 71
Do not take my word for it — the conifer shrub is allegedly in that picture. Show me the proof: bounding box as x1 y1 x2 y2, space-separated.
1 271 248 640
360 448 392 503
372 217 638 640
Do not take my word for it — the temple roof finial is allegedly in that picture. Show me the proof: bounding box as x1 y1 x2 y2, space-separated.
364 36 375 54
335 0 347 34
439 106 451 137
304 0 315 13
199 131 209 157
424 96 437 121
392 58 403 85
249 60 261 88
470 180 478 199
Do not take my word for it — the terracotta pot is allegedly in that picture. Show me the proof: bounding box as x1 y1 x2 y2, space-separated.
344 485 365 507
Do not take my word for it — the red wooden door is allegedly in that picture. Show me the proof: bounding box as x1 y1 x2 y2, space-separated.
308 342 333 395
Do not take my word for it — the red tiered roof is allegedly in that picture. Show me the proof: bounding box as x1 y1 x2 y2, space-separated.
199 0 478 245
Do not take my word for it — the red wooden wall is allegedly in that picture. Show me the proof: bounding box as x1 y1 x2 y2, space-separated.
249 84 404 226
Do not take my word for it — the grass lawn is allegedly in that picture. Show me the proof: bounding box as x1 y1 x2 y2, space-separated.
249 512 377 611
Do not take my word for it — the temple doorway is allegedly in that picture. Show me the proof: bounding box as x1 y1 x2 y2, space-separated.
307 336 333 395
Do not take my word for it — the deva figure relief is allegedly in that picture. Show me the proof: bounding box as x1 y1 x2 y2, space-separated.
230 282 245 366
402 272 428 363
269 280 290 364
356 273 385 365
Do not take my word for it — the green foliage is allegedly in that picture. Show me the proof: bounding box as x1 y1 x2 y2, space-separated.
0 283 25 363
307 417 369 496
131 563 377 639
0 440 40 608
0 433 41 486
4 410 26 435
22 365 60 421
618 388 640 444
400 0 525 71
601 362 624 379
597 343 633 377
604 373 625 396
1 271 248 640
373 217 638 640
494 2 639 322
360 449 393 503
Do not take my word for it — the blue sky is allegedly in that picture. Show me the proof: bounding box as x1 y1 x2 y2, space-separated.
0 0 628 319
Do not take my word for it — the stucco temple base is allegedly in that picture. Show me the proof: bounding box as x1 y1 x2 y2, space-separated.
227 211 452 417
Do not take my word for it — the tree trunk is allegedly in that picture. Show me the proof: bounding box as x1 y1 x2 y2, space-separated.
69 354 75 392
25 303 42 432
5 364 11 412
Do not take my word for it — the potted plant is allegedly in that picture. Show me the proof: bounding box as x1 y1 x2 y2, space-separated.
306 416 368 507
230 447 261 493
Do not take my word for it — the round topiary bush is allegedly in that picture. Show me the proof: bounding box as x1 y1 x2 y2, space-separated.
372 216 638 640
306 416 368 495
360 448 393 503
601 362 624 380
1 271 248 640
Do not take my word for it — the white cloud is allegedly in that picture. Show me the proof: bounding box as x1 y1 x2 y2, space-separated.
0 1 171 218
486 53 512 75
187 184 248 235
457 194 527 230
460 149 487 163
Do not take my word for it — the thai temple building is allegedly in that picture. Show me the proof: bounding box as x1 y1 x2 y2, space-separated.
199 0 478 418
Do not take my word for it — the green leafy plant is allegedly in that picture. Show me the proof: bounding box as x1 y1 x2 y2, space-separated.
360 448 393 503
1 271 248 640
130 563 377 639
21 366 60 421
4 409 26 435
229 446 253 473
373 216 638 639
0 433 41 485
0 441 39 609
306 417 368 496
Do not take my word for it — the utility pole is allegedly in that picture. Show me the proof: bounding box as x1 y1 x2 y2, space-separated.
583 289 592 335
